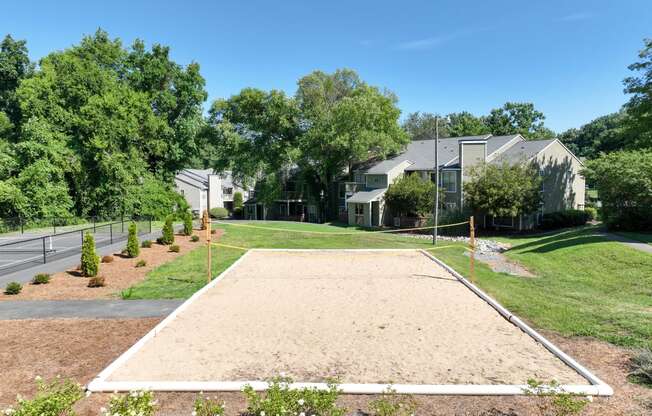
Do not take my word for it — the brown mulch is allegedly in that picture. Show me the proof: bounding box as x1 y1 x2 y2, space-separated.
0 230 221 301
0 319 649 416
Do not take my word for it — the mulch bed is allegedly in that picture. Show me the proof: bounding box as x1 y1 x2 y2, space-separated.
0 318 649 416
0 229 222 301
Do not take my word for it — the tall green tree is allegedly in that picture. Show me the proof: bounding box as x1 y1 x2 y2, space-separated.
0 34 33 134
623 38 652 149
484 102 555 139
559 111 628 158
403 112 448 140
296 69 408 191
446 111 491 137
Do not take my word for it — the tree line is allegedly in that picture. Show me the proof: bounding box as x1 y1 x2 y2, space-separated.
1 30 650 228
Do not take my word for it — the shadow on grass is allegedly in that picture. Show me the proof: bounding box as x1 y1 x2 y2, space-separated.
520 235 610 253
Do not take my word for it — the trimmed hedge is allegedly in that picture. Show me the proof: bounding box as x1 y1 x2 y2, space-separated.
540 209 590 230
209 207 229 219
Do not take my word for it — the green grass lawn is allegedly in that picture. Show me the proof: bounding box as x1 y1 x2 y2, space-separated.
125 221 652 349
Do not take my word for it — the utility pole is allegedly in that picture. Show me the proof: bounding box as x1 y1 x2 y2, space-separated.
433 116 439 245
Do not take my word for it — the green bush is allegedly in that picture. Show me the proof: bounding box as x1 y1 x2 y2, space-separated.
32 273 51 285
141 239 152 248
3 377 83 416
169 244 180 253
244 376 345 416
125 222 140 258
135 259 147 268
583 150 652 230
103 390 156 416
5 281 22 295
540 209 590 230
233 191 244 218
584 206 598 221
160 216 175 245
384 173 435 217
80 232 99 277
183 212 193 236
193 394 225 416
233 206 243 218
368 389 417 416
209 207 229 219
190 235 200 242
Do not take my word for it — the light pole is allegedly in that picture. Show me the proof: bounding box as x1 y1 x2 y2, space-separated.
433 116 439 245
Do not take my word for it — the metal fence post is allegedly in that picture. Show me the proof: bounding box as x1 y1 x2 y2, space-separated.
81 230 84 246
149 217 152 233
110 223 113 244
42 237 47 264
93 217 96 232
121 217 124 233
53 218 56 235
20 217 24 234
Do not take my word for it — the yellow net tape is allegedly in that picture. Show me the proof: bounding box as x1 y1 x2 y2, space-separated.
213 220 469 236
211 242 249 251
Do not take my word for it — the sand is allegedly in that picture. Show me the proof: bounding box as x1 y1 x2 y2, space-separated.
106 250 588 385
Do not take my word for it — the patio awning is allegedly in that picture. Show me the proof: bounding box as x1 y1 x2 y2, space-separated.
346 188 387 204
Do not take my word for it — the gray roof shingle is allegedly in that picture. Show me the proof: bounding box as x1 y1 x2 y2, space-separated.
490 139 555 165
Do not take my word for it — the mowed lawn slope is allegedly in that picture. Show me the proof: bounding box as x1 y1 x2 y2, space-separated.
126 222 652 349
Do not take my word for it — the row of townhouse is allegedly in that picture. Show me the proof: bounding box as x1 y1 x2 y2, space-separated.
174 169 252 216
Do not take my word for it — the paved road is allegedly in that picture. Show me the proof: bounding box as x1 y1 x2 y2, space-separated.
600 233 652 255
0 299 183 320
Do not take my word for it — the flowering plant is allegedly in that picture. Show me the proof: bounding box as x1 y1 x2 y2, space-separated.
3 376 83 416
101 390 156 416
193 393 225 416
243 375 345 416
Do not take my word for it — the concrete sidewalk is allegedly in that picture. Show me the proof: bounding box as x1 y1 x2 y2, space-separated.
0 299 183 320
600 232 652 255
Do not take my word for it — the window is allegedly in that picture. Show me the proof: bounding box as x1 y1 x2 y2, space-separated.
355 204 364 215
441 171 457 193
223 187 233 196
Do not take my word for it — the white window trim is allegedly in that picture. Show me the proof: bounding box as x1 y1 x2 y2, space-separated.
441 170 457 193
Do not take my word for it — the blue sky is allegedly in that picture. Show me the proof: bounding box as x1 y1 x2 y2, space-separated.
3 0 651 132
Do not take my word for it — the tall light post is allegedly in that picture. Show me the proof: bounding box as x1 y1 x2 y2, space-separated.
432 116 439 245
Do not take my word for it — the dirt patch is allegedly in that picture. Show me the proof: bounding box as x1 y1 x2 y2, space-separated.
0 318 649 416
0 230 221 301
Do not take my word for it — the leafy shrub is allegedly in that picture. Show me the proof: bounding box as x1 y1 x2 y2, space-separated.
244 376 345 416
194 394 225 416
135 259 147 268
125 222 140 258
169 244 180 253
369 388 417 416
183 212 193 236
233 206 243 219
101 255 114 263
3 376 83 416
523 379 589 416
584 207 597 221
209 207 229 219
160 216 174 245
141 239 152 248
87 276 105 288
629 349 652 385
101 390 156 416
191 235 200 242
5 281 22 295
80 233 99 277
32 273 51 285
583 150 652 231
384 173 435 217
540 209 590 230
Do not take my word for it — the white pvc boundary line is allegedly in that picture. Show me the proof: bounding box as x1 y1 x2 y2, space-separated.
419 249 613 396
88 248 612 396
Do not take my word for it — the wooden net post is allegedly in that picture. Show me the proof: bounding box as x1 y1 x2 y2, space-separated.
469 216 476 283
205 210 212 283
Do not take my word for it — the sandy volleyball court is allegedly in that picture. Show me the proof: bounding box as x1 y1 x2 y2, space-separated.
96 250 591 390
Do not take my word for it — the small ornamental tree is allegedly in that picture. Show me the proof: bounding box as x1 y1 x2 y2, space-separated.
583 150 652 230
233 191 243 209
125 222 140 258
183 212 193 236
464 162 542 218
80 232 99 277
160 216 175 245
384 174 436 217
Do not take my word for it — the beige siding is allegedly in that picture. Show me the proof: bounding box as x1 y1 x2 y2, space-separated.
534 141 585 213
